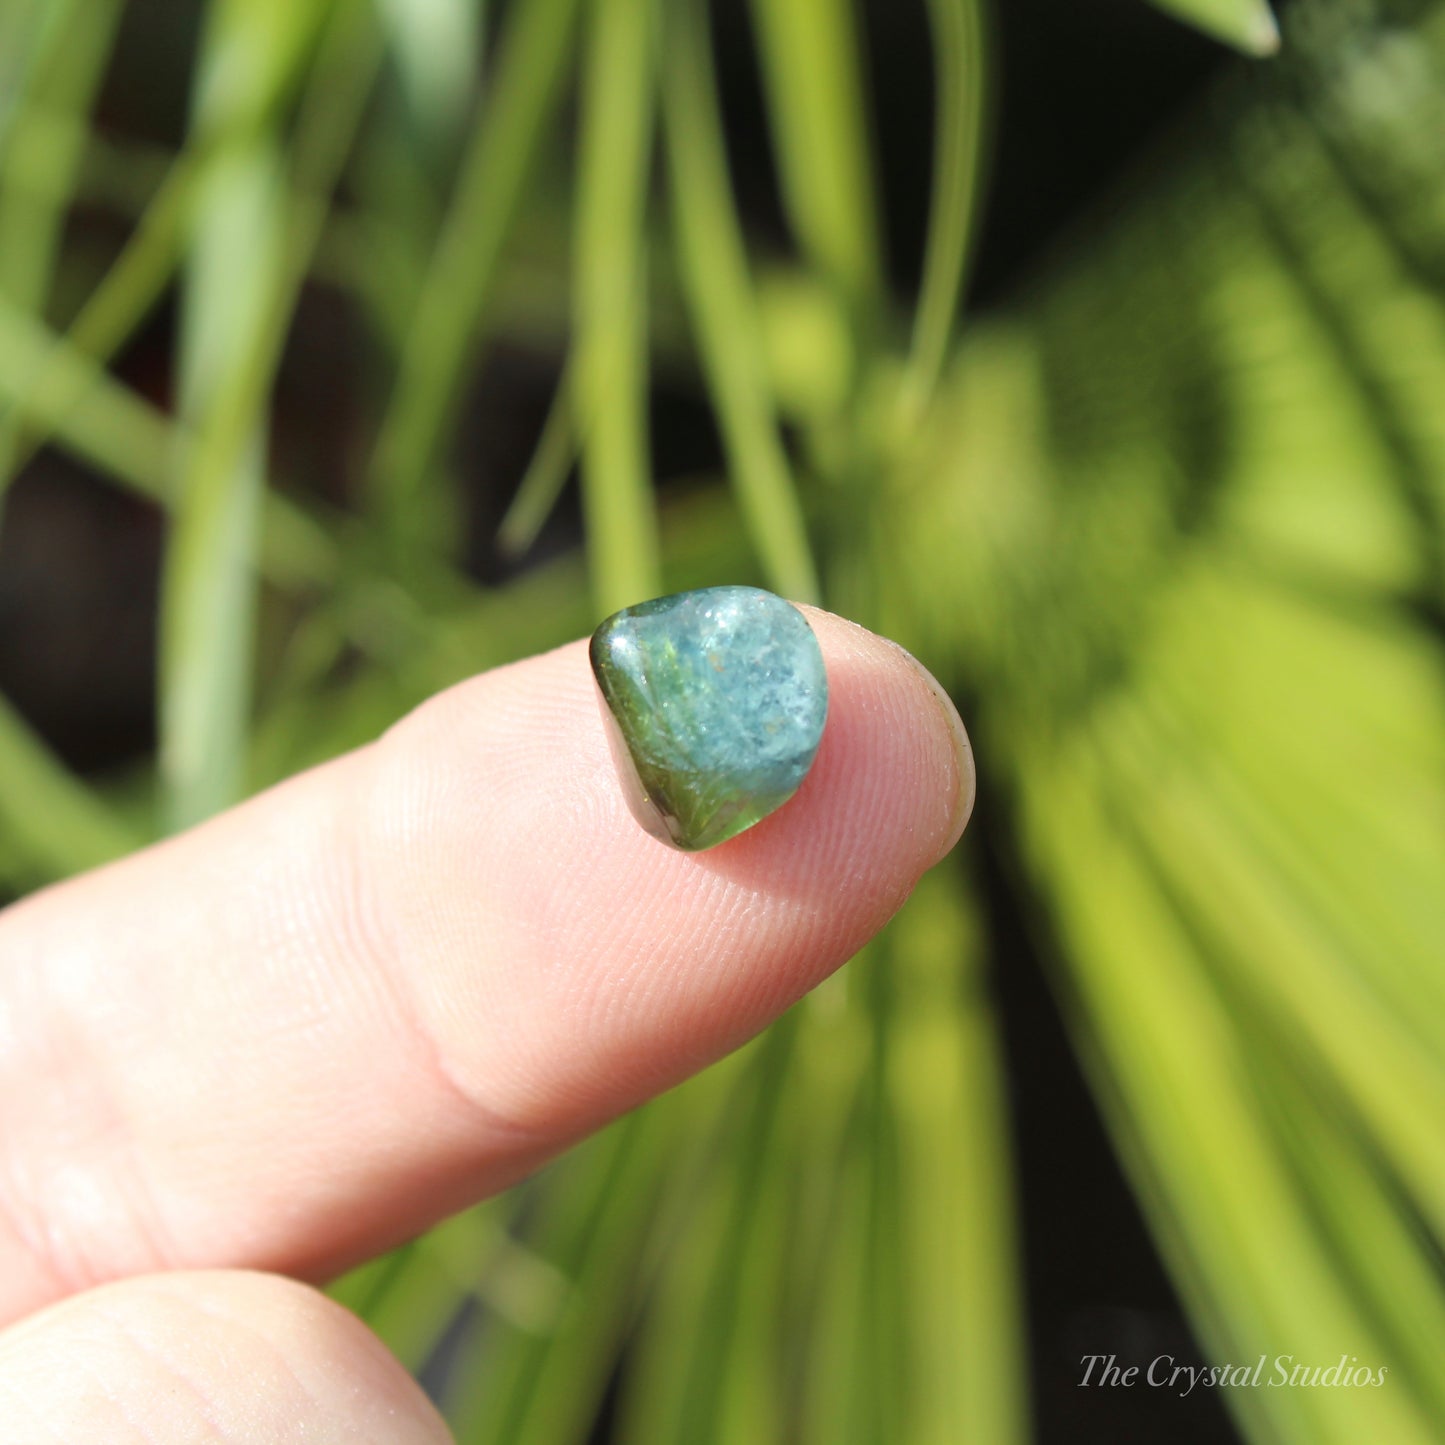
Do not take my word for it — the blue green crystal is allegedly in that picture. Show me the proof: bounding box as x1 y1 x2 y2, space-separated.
589 586 829 851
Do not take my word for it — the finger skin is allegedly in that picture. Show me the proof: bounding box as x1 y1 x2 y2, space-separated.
0 1270 453 1444
0 610 973 1322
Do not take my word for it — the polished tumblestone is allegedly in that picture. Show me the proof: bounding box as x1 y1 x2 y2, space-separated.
589 586 829 851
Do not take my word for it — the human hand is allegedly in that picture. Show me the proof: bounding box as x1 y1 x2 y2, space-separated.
0 606 972 1442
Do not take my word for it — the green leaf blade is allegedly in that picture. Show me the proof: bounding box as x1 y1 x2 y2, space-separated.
1143 0 1279 57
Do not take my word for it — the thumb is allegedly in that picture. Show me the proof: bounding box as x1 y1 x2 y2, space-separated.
0 1270 452 1444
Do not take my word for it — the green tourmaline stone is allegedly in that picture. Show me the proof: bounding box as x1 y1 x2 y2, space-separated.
589 586 829 851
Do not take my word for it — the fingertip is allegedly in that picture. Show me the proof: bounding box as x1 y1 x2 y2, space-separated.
779 606 974 871
369 605 977 1134
881 627 976 859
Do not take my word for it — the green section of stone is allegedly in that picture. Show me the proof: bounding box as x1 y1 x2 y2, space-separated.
589 586 828 850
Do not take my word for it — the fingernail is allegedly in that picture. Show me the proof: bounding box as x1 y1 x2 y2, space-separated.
589 586 829 851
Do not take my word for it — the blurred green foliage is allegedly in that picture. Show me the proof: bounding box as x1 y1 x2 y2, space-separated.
1 0 1443 1441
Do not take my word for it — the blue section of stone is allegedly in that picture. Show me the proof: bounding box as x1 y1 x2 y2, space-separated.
590 586 829 850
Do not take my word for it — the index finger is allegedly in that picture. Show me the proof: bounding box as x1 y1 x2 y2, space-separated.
0 607 972 1325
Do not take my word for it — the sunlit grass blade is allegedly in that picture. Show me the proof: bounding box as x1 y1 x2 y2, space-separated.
161 139 284 829
446 1055 749 1440
1014 740 1439 1444
900 0 990 420
0 296 339 606
618 1025 798 1445
785 922 1013 1445
496 361 576 558
374 0 482 141
436 1206 572 1338
0 0 87 148
0 149 203 503
0 295 174 493
355 1243 476 1381
346 1205 530 1382
573 0 661 615
0 694 142 881
886 870 1028 1445
0 0 330 504
796 1062 876 1443
1142 0 1279 55
1225 85 1445 586
367 0 586 556
854 959 908 1442
161 0 354 829
661 0 819 603
746 0 883 331
781 976 872 1433
1105 696 1445 1245
1254 1050 1445 1422
0 0 122 312
449 1108 676 1445
1144 560 1445 1058
623 953 878 1445
1069 555 1445 1246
